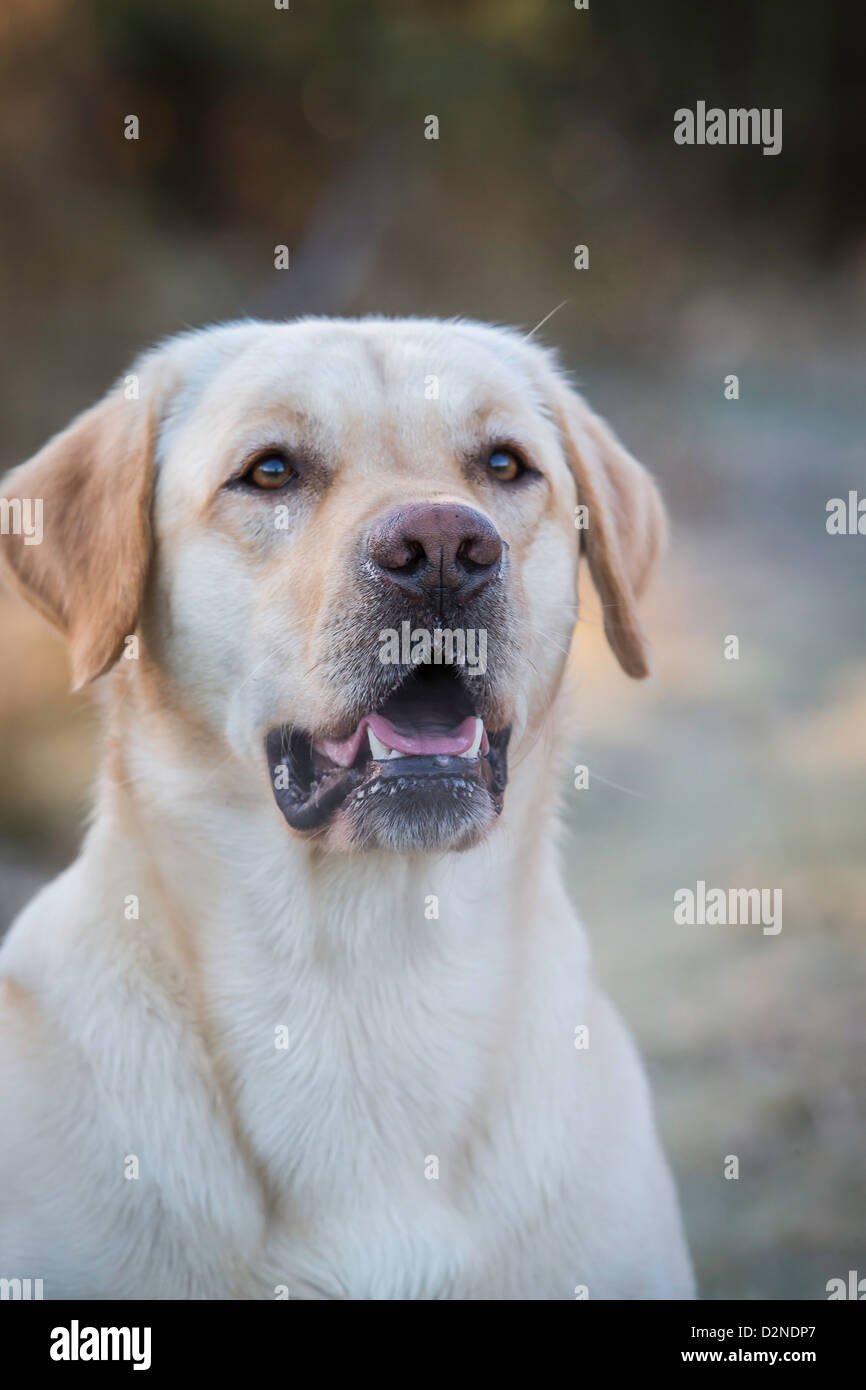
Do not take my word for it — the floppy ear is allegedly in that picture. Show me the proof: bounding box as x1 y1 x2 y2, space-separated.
0 385 157 690
556 386 666 679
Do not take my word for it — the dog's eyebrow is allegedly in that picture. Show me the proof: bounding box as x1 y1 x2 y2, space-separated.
459 404 537 449
224 406 326 456
458 405 517 441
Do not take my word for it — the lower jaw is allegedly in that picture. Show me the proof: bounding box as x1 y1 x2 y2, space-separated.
266 729 511 852
343 778 498 851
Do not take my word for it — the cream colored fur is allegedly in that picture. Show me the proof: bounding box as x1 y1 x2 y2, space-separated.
0 318 693 1299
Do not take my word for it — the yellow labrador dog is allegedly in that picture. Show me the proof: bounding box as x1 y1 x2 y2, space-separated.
0 317 693 1299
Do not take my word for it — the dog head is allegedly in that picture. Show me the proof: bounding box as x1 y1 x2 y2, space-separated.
0 318 664 853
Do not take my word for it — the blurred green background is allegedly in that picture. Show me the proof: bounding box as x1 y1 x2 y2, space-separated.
1 0 865 1299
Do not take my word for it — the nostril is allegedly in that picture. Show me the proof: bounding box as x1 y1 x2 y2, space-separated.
391 539 426 575
367 523 426 575
457 539 488 572
457 532 503 573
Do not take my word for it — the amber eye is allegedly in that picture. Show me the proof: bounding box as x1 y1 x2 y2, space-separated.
487 449 523 483
246 454 295 490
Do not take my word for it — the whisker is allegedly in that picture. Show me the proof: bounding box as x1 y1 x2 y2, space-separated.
582 768 648 799
233 632 301 695
525 299 569 340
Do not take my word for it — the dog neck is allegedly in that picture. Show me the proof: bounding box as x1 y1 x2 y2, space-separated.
63 659 584 1254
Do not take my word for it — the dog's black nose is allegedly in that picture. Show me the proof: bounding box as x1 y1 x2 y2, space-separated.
366 503 503 601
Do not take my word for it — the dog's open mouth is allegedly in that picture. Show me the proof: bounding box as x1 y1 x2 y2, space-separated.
266 665 510 848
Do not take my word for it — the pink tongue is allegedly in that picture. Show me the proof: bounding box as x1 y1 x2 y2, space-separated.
368 713 481 757
314 714 486 767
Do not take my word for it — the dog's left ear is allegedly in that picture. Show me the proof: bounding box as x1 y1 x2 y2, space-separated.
556 385 667 679
0 383 159 691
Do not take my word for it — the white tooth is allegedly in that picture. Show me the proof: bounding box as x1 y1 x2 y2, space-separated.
367 727 402 760
459 717 484 760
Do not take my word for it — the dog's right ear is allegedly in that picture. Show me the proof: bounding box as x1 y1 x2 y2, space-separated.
0 381 159 691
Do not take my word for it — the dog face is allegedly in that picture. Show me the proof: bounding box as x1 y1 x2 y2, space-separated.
0 318 664 853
